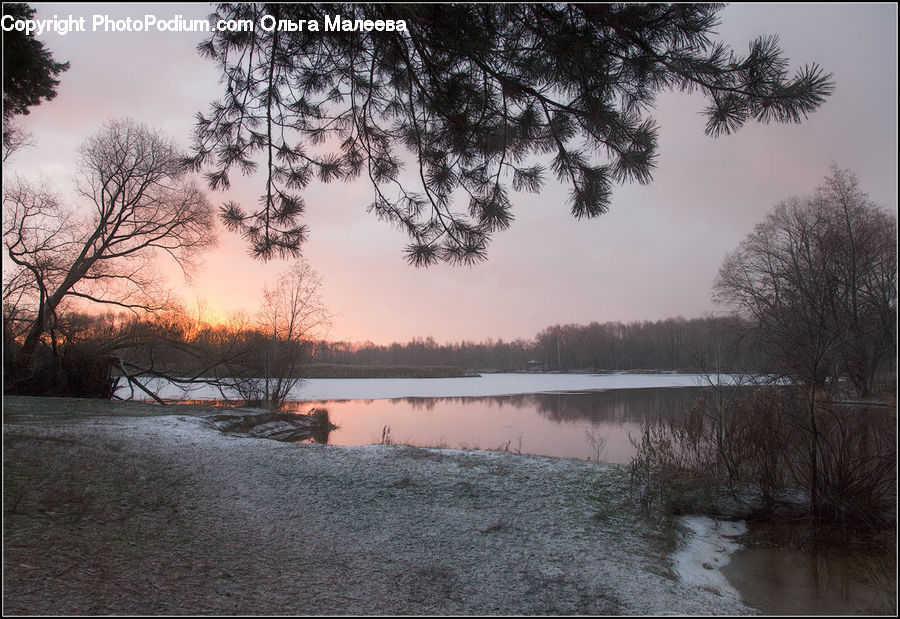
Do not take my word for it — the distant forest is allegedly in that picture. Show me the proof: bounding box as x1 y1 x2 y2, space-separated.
15 312 764 384
313 316 761 373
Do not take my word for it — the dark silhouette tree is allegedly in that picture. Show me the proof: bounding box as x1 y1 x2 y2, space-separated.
218 260 331 407
2 3 69 156
714 167 896 399
3 119 217 392
188 3 834 264
713 167 897 516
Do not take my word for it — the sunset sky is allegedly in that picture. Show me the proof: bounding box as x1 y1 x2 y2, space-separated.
6 3 898 345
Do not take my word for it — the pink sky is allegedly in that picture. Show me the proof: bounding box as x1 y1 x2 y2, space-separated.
6 3 898 345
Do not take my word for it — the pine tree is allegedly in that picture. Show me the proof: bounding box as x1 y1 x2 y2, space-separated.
187 3 834 264
2 4 69 125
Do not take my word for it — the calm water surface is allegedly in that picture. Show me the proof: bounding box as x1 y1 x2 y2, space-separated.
133 372 729 463
288 387 707 464
723 546 896 615
282 383 896 615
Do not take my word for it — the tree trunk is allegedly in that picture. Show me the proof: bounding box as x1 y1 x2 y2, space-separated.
808 384 820 519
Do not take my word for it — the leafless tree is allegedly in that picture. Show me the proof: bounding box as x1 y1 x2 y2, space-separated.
814 168 897 398
713 166 897 516
714 166 896 398
3 118 217 392
2 122 34 163
219 261 331 407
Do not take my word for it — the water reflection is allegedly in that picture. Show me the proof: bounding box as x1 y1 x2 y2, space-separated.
723 546 896 615
282 386 729 463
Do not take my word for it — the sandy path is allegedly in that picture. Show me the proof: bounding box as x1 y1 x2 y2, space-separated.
3 413 751 615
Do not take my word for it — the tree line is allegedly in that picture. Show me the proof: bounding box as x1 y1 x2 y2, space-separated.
315 316 763 373
4 310 761 387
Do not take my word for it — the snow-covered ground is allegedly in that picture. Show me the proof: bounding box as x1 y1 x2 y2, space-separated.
4 409 754 615
119 372 738 402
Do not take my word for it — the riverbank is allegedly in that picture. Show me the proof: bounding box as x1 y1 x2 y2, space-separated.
3 400 751 615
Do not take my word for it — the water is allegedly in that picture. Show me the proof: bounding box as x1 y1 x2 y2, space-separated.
123 372 733 463
723 546 896 615
120 371 734 402
284 387 709 463
293 386 897 616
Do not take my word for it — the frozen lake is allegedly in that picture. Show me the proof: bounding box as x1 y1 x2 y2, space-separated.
297 371 729 400
119 371 734 402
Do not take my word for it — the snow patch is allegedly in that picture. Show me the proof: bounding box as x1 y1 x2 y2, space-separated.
673 515 747 599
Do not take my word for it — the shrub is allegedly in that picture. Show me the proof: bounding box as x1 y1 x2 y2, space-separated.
630 386 897 532
4 342 117 399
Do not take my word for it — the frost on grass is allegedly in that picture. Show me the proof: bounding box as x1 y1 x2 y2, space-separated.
3 408 753 615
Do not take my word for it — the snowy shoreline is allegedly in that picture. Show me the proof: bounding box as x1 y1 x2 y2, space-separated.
674 516 748 599
3 405 753 615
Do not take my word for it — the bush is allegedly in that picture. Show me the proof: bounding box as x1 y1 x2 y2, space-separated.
4 343 117 399
630 386 897 532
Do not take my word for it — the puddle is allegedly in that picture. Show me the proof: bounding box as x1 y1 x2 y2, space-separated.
723 545 896 615
674 516 896 615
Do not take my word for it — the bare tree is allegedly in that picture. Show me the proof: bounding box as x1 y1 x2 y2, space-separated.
814 168 897 398
2 122 34 163
3 118 217 392
714 166 896 397
219 261 331 407
713 166 897 516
